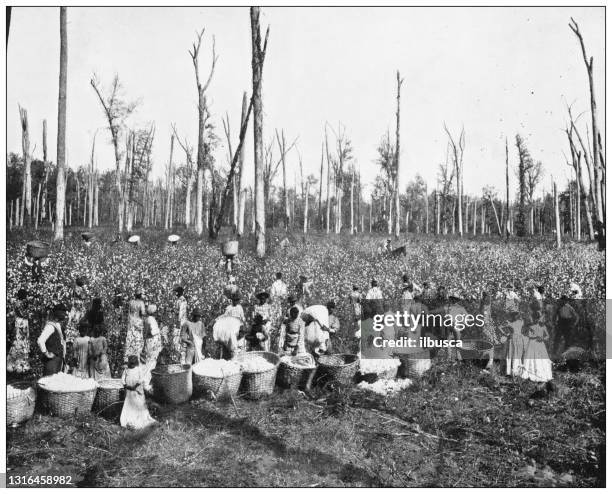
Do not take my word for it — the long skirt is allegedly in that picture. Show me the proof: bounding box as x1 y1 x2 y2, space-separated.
521 340 553 382
505 333 526 377
89 354 112 381
7 317 30 374
140 336 162 391
120 387 156 430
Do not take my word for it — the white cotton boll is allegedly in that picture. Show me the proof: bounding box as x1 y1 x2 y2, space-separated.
192 358 241 378
38 372 97 393
357 378 412 396
359 358 401 375
240 356 275 373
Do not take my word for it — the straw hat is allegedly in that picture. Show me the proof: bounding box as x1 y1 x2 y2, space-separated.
127 235 140 244
168 234 180 244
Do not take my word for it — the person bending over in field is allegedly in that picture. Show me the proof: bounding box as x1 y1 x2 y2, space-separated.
246 313 270 351
38 304 68 376
7 288 31 374
326 301 340 352
181 308 206 364
213 315 244 360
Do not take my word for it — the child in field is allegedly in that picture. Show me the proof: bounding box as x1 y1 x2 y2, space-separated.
224 292 246 324
89 325 112 380
120 355 156 430
521 304 553 382
246 313 270 351
278 307 305 355
72 321 91 378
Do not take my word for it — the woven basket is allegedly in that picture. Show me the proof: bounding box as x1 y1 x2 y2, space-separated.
458 339 494 361
398 349 431 378
93 379 124 411
222 240 239 256
277 361 317 389
193 369 242 400
81 232 95 241
151 364 193 404
317 354 359 386
235 351 280 399
26 241 49 259
7 385 36 425
37 385 97 418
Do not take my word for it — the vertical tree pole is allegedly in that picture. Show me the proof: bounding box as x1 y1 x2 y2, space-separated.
325 130 331 234
18 106 32 228
394 71 403 238
165 135 174 230
554 181 561 248
250 7 269 257
54 7 67 241
318 142 324 229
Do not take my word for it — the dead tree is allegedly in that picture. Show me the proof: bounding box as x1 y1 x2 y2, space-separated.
91 74 137 233
444 124 465 237
570 18 604 222
87 133 96 228
250 7 270 257
505 137 510 238
394 70 404 238
189 28 218 236
325 129 332 234
275 129 298 230
54 7 68 240
165 134 175 230
40 119 50 223
19 106 32 227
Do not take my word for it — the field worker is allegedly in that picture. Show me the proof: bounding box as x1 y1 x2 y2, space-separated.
246 313 270 351
278 306 306 355
72 321 91 378
436 290 468 360
286 294 303 317
554 295 579 356
224 292 246 324
89 323 111 381
270 272 288 320
124 289 146 363
366 279 383 300
223 276 239 300
181 308 206 364
253 291 273 348
532 285 545 310
421 281 437 307
66 276 87 344
141 304 162 390
301 305 331 356
120 355 156 430
38 304 68 376
213 315 243 360
7 288 31 374
502 282 520 312
173 286 188 326
504 310 526 377
521 302 552 382
296 274 313 307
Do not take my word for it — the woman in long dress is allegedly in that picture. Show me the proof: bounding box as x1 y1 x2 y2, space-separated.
124 290 146 363
141 304 162 392
120 355 156 430
172 286 188 363
72 322 91 378
181 308 205 365
89 325 112 380
522 305 553 382
7 289 31 374
66 277 87 343
505 311 526 377
253 292 273 351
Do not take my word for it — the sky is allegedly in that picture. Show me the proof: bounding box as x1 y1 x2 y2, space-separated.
6 6 605 199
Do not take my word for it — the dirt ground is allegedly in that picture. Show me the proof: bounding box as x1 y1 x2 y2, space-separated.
6 357 605 488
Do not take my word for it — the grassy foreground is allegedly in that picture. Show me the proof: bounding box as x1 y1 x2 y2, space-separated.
7 357 605 487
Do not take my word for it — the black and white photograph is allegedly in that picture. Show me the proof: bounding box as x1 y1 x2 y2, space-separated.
3 4 607 488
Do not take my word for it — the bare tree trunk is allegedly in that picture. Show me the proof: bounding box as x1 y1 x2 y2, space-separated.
19 106 32 228
165 135 174 230
350 166 355 235
394 71 403 238
279 130 290 230
303 181 309 234
54 7 68 240
473 200 477 235
94 172 99 226
369 200 372 233
236 92 248 236
251 7 269 257
325 131 331 234
488 197 502 235
318 142 324 229
554 182 561 248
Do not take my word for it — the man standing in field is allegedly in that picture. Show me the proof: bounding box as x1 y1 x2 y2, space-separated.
38 304 68 376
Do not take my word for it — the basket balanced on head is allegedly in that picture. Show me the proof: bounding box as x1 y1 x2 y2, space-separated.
222 240 239 257
151 364 193 404
26 241 50 259
317 354 359 386
234 351 280 399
